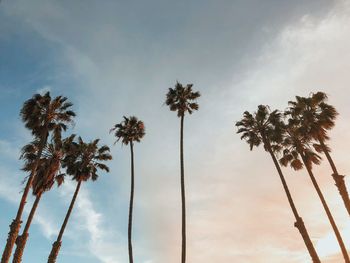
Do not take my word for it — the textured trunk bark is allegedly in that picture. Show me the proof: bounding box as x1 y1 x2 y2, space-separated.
180 115 186 263
294 217 320 263
318 137 350 216
128 142 134 263
47 241 61 263
300 152 350 263
12 193 42 263
1 218 22 263
1 134 48 263
47 181 82 263
10 234 27 263
263 139 320 262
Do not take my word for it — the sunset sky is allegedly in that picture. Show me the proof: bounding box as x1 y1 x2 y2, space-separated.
1 0 350 262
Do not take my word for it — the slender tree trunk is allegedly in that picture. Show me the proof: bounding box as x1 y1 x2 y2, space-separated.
263 140 320 262
128 142 135 263
300 152 350 263
48 181 82 263
1 134 48 263
180 115 186 263
12 193 42 263
318 137 350 216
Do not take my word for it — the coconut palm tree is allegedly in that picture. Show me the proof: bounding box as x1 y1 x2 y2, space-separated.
236 105 320 262
1 92 75 263
47 136 112 263
110 116 145 263
12 139 66 263
165 82 200 263
287 92 350 216
280 117 350 263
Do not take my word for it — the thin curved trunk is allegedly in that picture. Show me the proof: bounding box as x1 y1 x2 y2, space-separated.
300 152 350 263
1 134 48 263
128 142 134 263
180 115 186 263
47 181 82 263
12 193 42 263
318 137 350 216
263 140 320 262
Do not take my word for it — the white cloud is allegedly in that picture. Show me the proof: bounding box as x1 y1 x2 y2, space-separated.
0 140 122 262
228 0 350 261
56 180 126 263
0 140 20 160
52 0 350 261
0 166 59 240
1 0 350 262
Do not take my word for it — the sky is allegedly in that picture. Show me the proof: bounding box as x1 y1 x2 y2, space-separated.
0 0 350 262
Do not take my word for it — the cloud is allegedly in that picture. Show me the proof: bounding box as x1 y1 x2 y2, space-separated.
1 0 350 262
51 179 126 263
0 137 121 262
0 166 59 240
0 140 20 160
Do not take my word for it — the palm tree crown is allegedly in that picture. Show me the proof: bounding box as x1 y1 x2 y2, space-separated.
110 116 145 145
165 82 200 117
21 139 65 196
20 92 75 142
279 118 321 170
236 105 284 151
286 92 338 142
63 136 112 182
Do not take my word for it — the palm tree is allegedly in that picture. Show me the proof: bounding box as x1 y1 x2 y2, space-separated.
287 92 350 215
110 116 145 263
1 92 75 263
165 82 200 263
280 117 350 263
12 139 66 263
236 105 320 263
47 136 112 263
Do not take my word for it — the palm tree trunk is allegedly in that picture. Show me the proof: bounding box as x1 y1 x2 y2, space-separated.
1 134 48 263
48 181 82 263
264 140 320 262
12 193 42 263
128 142 135 263
180 115 186 263
318 137 350 216
300 152 350 263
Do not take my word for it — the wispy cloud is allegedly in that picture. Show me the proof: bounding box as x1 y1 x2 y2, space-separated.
1 0 350 262
56 180 126 263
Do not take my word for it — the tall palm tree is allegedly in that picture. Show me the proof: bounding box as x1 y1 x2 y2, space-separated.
236 105 320 262
12 139 66 263
1 92 75 263
287 92 350 215
47 136 112 263
110 116 145 263
280 117 350 263
165 82 200 263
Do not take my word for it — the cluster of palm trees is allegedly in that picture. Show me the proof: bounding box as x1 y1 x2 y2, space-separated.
1 81 200 263
0 92 112 263
3 87 347 263
236 92 350 263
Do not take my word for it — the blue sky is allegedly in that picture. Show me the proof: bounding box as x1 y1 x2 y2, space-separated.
1 0 350 262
